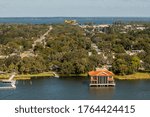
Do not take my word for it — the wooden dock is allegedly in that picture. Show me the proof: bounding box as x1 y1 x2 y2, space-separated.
52 72 59 78
0 83 16 90
0 86 16 90
0 73 16 90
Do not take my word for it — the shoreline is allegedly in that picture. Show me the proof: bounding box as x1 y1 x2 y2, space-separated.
114 72 150 80
0 72 88 80
0 72 54 80
0 72 150 80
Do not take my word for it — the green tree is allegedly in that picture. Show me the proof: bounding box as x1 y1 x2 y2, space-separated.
131 56 140 73
112 58 128 75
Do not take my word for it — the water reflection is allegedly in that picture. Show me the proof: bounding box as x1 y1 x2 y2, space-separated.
18 80 32 85
89 87 115 100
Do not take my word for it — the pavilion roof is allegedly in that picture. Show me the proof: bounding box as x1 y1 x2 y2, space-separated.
88 68 114 76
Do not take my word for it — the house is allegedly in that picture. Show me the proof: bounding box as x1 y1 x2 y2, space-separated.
88 68 115 87
126 50 144 56
64 20 78 25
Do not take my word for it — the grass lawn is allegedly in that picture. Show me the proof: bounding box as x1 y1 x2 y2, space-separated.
115 72 150 80
0 72 88 80
0 72 54 80
59 73 88 77
1 72 149 80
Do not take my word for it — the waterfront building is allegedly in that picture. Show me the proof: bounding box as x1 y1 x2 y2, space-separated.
88 68 115 87
64 20 78 25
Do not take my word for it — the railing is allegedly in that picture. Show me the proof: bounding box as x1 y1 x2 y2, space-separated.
90 81 115 86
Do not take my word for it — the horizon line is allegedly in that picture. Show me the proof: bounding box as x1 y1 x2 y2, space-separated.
0 16 150 18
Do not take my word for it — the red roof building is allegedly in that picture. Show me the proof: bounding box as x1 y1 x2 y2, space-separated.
88 68 115 87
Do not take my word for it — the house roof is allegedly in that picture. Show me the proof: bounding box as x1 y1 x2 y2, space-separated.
88 68 114 76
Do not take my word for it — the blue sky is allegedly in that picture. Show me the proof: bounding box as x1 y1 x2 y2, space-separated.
0 0 150 17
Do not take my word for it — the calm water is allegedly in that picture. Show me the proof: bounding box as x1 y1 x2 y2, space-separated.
0 17 150 24
0 77 150 100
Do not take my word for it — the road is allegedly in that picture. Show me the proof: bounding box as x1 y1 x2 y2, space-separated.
32 25 53 49
20 25 53 58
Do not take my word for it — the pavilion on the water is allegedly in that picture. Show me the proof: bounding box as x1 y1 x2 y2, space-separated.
88 68 115 87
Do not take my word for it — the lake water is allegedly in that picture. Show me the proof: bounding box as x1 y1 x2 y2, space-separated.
0 17 150 24
0 77 150 100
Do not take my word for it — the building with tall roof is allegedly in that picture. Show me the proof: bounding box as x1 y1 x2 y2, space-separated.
88 68 115 87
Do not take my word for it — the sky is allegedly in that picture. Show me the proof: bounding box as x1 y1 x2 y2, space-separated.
0 0 150 17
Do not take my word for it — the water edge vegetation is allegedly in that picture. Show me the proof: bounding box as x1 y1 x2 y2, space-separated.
0 72 150 80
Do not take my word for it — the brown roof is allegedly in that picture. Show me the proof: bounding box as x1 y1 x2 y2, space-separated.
88 68 114 76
